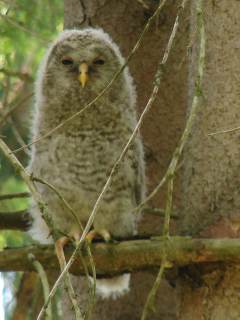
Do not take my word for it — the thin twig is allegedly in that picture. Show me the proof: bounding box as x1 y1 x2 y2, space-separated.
12 0 167 155
8 116 31 156
143 207 178 219
0 138 54 235
141 254 167 320
0 92 33 127
0 86 30 155
33 177 83 231
29 254 52 320
136 0 150 10
134 0 205 211
0 71 31 155
60 250 84 320
27 184 84 320
208 126 240 136
163 177 174 236
0 13 49 42
0 145 96 319
140 0 205 318
0 68 33 82
78 249 96 320
161 0 190 237
32 176 97 315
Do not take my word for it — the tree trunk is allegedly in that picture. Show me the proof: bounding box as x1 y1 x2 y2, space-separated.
63 0 189 319
178 0 240 319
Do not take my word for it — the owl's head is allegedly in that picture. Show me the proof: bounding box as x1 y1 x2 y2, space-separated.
40 29 125 95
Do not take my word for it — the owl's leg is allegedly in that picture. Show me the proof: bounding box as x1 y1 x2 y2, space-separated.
55 236 69 270
86 229 111 243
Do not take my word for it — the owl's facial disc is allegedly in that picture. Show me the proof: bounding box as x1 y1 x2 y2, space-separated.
78 62 89 88
59 46 108 90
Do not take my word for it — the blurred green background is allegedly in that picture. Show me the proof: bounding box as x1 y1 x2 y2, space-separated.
0 1 63 318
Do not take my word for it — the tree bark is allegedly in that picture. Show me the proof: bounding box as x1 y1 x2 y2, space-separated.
63 0 189 319
2 238 240 273
178 1 240 319
12 272 39 320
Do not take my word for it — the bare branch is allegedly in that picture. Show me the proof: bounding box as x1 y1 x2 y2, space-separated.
7 116 31 155
135 0 205 211
0 140 96 318
0 68 33 82
32 176 97 316
0 210 31 230
33 177 83 231
0 92 33 127
141 254 167 320
11 272 39 320
0 138 55 235
135 0 149 10
0 13 49 42
0 192 30 201
142 1 191 318
2 237 240 274
143 207 179 219
208 125 240 136
29 254 52 320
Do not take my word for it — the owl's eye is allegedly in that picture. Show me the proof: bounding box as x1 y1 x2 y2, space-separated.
93 59 105 65
61 57 74 65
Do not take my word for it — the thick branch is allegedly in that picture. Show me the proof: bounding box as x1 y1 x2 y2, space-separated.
0 210 31 230
0 192 30 201
1 237 240 275
0 68 33 82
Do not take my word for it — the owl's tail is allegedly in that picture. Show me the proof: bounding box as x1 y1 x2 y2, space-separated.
91 274 130 299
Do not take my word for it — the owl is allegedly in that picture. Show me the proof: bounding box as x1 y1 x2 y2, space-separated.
29 28 145 298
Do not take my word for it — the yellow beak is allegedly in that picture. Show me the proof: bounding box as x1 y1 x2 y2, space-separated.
79 62 89 88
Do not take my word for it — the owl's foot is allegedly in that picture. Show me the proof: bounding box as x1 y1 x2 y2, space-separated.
85 229 111 243
55 236 69 270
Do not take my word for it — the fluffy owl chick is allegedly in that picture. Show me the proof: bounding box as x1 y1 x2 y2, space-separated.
29 28 145 298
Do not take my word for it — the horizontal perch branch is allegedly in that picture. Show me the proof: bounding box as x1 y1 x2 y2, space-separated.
0 210 31 230
1 237 240 276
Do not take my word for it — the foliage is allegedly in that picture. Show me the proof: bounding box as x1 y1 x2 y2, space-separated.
0 0 63 71
0 0 63 213
0 1 63 318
